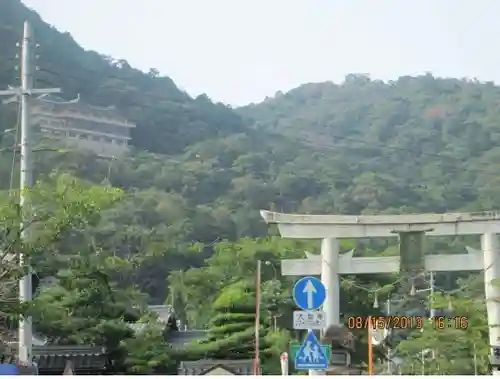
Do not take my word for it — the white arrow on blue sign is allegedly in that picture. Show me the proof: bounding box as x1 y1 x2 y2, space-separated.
293 276 326 311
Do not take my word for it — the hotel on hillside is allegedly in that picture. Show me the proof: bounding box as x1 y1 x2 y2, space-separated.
30 94 135 157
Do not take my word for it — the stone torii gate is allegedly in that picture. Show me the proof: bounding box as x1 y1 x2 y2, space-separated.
260 210 500 372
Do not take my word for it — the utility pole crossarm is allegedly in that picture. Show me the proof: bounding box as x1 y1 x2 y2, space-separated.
0 88 60 97
30 88 61 95
0 89 20 96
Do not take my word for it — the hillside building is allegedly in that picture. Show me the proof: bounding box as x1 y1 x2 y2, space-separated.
31 94 135 157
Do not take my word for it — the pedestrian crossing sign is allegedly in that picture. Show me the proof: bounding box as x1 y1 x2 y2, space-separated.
294 331 329 370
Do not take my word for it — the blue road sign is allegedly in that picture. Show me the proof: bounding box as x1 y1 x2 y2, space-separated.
294 331 329 370
293 276 326 311
0 364 19 375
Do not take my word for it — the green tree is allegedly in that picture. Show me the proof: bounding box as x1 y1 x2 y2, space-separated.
395 293 489 375
122 314 176 374
0 174 122 347
186 280 280 373
31 238 140 372
4 0 500 368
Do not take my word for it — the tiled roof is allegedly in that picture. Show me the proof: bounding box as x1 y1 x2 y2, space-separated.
147 305 173 323
168 330 207 346
2 345 106 373
32 346 106 373
198 363 239 375
125 305 174 333
34 94 134 127
33 346 105 356
178 359 254 375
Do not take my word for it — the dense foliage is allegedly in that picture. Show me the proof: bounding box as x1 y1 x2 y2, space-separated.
0 0 499 373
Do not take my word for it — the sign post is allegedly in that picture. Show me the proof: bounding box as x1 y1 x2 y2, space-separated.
280 352 289 375
292 276 329 372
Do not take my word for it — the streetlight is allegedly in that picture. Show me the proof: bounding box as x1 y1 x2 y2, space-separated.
264 260 278 279
255 259 280 373
263 260 281 331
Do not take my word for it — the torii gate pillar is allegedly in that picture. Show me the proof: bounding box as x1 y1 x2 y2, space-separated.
482 233 500 374
321 238 340 326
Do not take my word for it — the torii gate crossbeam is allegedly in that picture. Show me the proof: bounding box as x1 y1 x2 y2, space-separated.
281 249 484 276
260 210 500 375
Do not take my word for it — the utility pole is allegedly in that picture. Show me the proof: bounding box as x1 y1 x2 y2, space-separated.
254 259 261 376
0 21 60 365
416 271 436 375
386 297 392 375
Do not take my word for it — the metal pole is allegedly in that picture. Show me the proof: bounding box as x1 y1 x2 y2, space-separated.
307 327 314 376
473 343 478 375
254 260 261 375
386 298 392 374
368 316 374 375
422 272 435 375
429 271 435 318
18 21 34 365
421 350 425 375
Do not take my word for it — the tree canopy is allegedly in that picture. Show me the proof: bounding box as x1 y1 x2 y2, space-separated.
0 0 499 374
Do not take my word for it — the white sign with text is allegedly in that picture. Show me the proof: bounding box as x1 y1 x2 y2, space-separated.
293 310 326 330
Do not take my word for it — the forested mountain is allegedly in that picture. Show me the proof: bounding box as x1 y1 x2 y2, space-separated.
240 74 500 215
0 0 498 373
1 0 260 156
0 0 339 303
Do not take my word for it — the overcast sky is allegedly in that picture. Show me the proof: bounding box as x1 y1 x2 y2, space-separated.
21 0 500 106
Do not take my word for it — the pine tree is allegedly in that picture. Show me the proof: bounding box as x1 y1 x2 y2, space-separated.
188 280 270 360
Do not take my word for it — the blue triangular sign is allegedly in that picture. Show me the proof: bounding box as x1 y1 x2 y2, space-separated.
294 331 329 370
